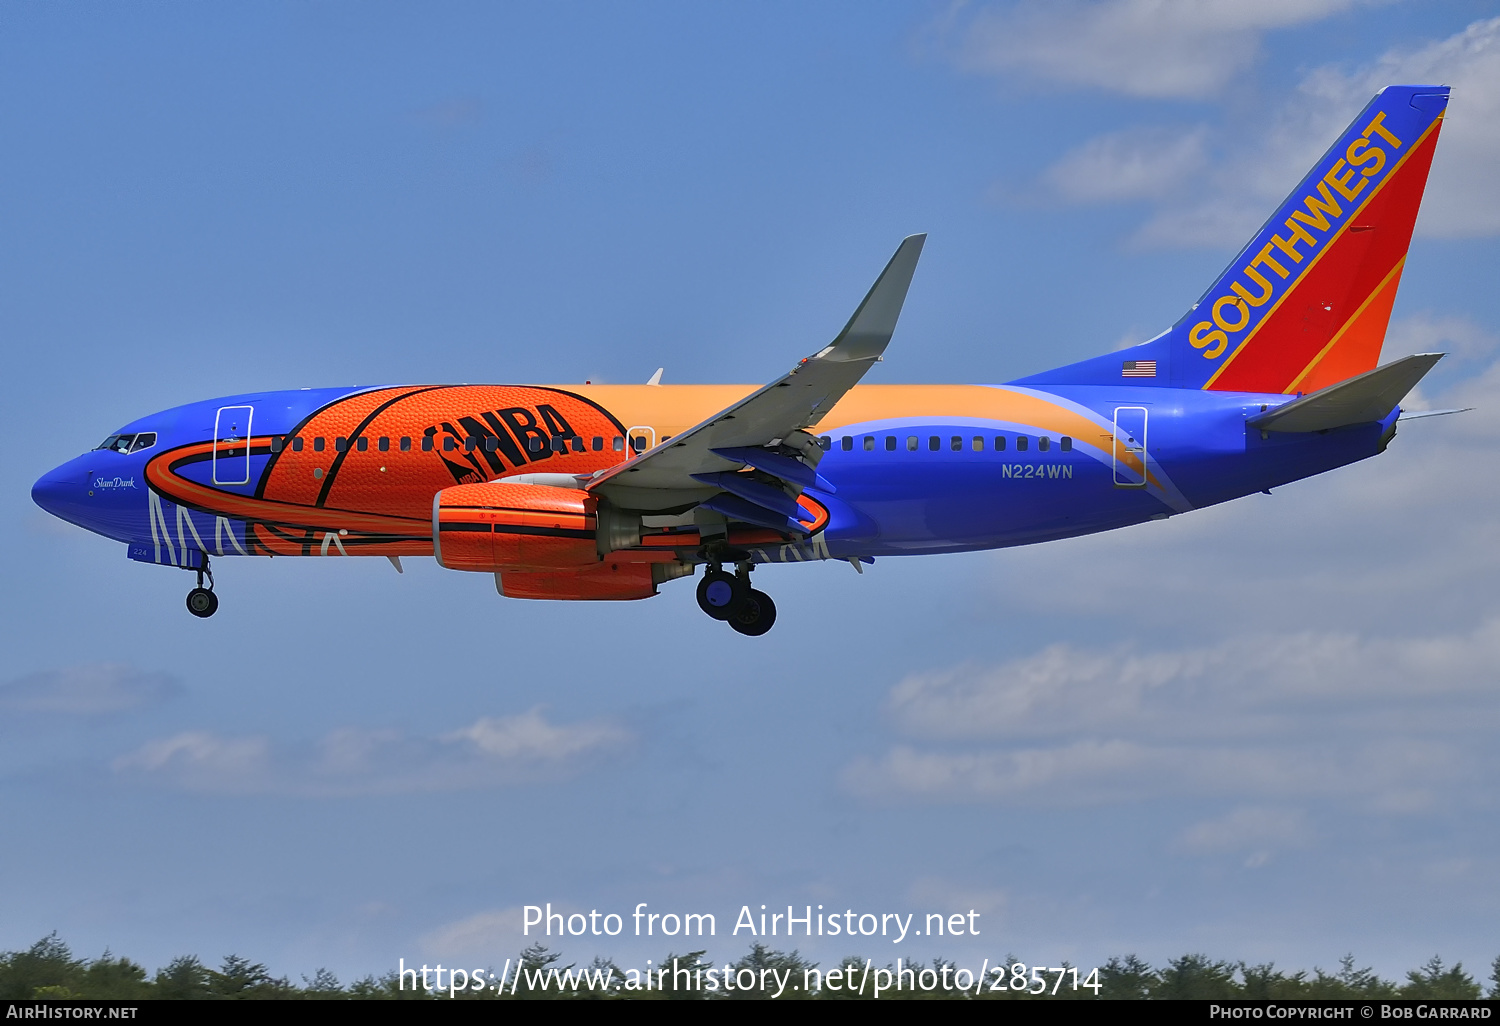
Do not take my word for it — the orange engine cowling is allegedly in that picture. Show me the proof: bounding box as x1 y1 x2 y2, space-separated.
433 482 598 572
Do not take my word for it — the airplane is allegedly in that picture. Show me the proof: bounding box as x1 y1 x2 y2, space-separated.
33 85 1460 636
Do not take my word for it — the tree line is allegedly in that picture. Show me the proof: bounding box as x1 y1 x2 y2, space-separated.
2 934 1496 1000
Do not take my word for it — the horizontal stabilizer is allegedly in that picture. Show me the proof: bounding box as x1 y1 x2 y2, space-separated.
1249 353 1443 433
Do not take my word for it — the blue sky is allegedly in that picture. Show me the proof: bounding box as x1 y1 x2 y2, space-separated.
4 1 1500 984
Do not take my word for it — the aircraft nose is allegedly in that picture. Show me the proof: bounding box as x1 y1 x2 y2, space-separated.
32 460 86 523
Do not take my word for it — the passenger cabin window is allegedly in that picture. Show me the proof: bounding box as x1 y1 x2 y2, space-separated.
313 437 326 452
444 437 457 452
335 437 348 452
292 436 305 452
421 436 434 451
400 436 411 452
928 436 939 451
465 437 478 452
270 436 283 453
613 436 625 452
592 436 603 451
907 436 918 451
994 436 1006 451
884 436 896 451
551 436 565 452
484 437 498 452
1016 436 1029 452
632 436 648 453
378 437 389 452
863 436 874 451
819 436 831 450
1061 436 1073 452
950 436 962 451
356 436 368 452
972 436 983 451
1038 436 1050 452
841 436 853 451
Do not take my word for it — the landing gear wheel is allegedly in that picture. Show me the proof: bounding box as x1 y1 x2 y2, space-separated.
186 587 218 618
696 568 747 620
729 589 776 636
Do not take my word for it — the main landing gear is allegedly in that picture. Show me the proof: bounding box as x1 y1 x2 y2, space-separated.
696 563 776 636
185 558 218 619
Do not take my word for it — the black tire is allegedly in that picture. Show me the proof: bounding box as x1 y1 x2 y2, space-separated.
696 569 746 620
186 588 218 618
729 589 776 636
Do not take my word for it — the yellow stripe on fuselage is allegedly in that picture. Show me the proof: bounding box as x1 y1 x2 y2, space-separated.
566 383 1149 480
566 384 1099 440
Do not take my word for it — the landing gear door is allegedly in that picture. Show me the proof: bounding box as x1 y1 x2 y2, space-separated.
213 405 254 486
1112 406 1148 488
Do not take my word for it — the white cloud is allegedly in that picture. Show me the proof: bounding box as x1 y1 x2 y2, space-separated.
448 710 626 763
844 737 1461 809
1382 312 1500 364
845 352 1500 813
120 731 271 778
113 708 631 796
1339 17 1500 237
1065 17 1500 247
0 663 178 715
953 0 1361 99
1174 806 1313 857
885 620 1500 742
1045 127 1209 203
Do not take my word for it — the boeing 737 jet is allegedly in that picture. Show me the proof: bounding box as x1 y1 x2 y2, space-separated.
33 86 1458 636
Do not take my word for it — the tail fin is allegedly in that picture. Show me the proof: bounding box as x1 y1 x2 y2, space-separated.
1015 85 1449 394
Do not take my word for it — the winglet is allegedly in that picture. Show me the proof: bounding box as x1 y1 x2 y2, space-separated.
821 234 926 363
1249 353 1443 433
646 368 664 386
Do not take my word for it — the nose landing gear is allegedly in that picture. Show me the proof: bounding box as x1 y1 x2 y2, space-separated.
186 559 218 618
696 563 776 635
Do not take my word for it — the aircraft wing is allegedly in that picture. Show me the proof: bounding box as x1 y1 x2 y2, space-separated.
587 234 925 516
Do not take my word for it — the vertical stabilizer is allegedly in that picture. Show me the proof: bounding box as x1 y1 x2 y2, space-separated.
1188 85 1448 393
1013 85 1449 394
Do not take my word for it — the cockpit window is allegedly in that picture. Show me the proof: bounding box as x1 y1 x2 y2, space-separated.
96 432 157 453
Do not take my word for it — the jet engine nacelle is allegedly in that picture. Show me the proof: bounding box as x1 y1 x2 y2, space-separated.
433 482 598 572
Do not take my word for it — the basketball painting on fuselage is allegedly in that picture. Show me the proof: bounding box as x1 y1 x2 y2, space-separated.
32 85 1458 636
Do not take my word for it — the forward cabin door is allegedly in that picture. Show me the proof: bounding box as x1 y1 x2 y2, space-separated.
627 425 656 454
1112 406 1148 488
213 405 254 486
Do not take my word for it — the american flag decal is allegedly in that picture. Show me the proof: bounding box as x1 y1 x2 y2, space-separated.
1122 360 1157 378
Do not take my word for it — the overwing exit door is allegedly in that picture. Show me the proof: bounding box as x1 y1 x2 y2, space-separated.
1112 406 1148 488
213 405 254 485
